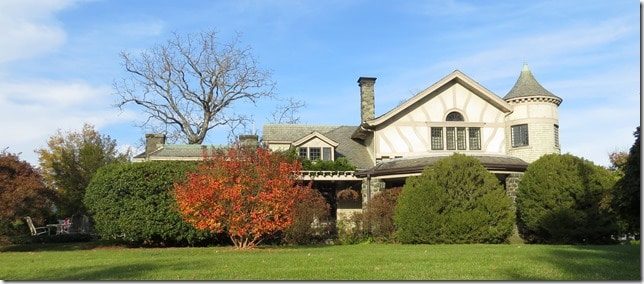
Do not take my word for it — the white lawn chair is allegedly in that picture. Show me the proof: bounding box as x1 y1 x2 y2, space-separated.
24 216 49 236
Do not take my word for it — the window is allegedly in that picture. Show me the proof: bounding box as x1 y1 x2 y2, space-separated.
299 146 333 161
554 124 559 148
456 127 466 150
435 126 481 151
446 111 464 121
309 147 321 160
446 127 456 150
511 124 529 147
433 111 480 151
446 127 468 150
469 128 481 150
431 127 443 150
322 147 332 161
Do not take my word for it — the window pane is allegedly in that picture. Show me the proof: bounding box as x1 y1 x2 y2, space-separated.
457 127 466 150
431 127 443 150
511 124 529 147
322 147 332 160
469 127 481 150
446 127 456 150
298 147 307 159
309 147 321 160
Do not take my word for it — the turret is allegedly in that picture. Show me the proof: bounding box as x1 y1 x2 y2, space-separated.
504 63 562 163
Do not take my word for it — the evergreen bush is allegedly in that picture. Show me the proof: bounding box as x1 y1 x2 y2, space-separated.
516 153 618 244
84 161 224 246
394 153 514 244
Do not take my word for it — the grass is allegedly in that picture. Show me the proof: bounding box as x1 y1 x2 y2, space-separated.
0 242 640 280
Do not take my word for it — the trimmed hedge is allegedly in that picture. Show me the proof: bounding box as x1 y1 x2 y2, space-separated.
394 153 514 244
516 153 618 244
84 161 224 246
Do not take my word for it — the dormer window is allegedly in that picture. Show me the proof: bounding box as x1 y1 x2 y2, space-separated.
292 131 339 161
299 147 332 161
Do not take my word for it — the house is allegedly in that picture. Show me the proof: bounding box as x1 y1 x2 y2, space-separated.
263 63 562 219
135 63 562 221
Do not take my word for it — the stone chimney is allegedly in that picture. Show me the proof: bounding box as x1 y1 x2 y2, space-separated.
145 133 166 159
358 77 377 122
239 134 259 147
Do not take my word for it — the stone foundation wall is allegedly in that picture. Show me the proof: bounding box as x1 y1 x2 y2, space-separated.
361 178 385 206
505 173 524 202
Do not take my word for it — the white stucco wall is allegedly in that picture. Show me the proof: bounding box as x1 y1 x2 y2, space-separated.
373 83 508 159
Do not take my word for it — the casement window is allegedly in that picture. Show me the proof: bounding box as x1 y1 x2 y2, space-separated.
298 147 333 161
309 148 321 160
469 127 481 150
431 127 443 150
554 124 560 148
298 147 307 159
446 127 467 150
511 124 529 147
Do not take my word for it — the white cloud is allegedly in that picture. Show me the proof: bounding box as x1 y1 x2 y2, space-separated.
0 79 139 166
0 0 77 63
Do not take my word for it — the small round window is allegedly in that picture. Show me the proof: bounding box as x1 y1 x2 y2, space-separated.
446 111 464 121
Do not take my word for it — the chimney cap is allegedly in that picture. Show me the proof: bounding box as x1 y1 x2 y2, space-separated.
357 77 377 84
145 133 166 138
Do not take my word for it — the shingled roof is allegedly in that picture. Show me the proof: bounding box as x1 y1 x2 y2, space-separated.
504 63 562 103
262 124 373 170
355 154 528 178
134 144 225 161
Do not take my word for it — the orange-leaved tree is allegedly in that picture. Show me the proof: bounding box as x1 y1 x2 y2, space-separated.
173 145 308 248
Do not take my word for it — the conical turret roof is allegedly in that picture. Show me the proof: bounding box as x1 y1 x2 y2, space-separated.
504 63 562 103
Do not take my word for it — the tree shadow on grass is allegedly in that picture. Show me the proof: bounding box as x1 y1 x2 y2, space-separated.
7 263 161 280
0 240 134 252
501 245 641 280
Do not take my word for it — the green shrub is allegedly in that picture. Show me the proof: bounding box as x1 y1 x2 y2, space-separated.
361 187 402 243
301 157 356 171
516 153 618 244
394 153 514 244
282 188 332 245
84 161 224 247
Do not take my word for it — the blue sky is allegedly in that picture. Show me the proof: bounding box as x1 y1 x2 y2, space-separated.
0 0 640 167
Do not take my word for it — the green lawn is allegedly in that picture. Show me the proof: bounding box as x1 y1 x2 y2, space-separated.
0 242 640 280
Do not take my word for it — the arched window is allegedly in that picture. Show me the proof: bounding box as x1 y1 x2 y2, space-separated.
446 111 464 121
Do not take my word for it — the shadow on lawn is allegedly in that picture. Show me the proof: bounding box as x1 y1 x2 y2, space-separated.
0 240 135 252
501 245 641 280
19 263 163 280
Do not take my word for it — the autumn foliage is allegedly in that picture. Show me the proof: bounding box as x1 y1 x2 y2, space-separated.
173 146 309 248
0 150 56 243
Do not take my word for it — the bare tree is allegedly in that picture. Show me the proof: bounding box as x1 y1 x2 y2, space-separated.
113 30 276 144
268 96 306 124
